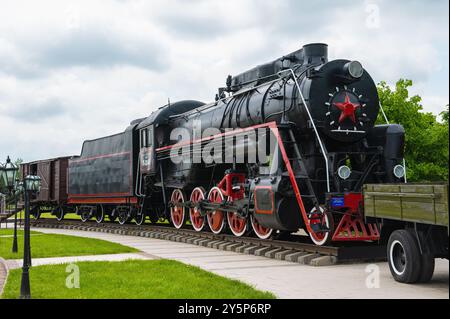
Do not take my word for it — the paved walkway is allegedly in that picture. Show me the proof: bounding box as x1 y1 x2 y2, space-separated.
0 258 7 296
29 227 449 299
5 252 155 270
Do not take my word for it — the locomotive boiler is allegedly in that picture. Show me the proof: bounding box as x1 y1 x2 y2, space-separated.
23 43 407 246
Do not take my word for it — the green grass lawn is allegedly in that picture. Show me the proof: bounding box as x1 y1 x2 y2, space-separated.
0 229 138 260
1 259 275 299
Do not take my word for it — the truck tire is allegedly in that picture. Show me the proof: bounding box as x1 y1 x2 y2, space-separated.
417 254 435 283
387 229 422 283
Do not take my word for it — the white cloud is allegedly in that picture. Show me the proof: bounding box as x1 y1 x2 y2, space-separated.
0 0 448 162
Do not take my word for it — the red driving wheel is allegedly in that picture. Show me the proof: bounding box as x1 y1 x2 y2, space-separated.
227 197 248 237
307 206 333 246
189 187 206 232
206 187 226 234
250 215 273 239
170 189 186 229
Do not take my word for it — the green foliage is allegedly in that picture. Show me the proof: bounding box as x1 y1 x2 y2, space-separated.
377 79 448 182
14 158 23 180
440 105 449 124
1 260 275 299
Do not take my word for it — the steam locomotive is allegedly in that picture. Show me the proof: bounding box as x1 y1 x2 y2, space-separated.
23 43 406 246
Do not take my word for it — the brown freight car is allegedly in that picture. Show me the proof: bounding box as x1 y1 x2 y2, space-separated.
20 156 73 220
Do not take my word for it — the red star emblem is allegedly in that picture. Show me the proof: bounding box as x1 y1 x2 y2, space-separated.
333 93 360 123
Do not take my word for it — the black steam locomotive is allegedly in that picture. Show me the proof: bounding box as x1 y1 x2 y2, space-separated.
24 43 406 246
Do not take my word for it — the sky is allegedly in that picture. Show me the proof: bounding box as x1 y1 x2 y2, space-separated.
0 0 448 163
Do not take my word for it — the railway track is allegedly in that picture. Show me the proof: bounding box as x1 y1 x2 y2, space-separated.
27 218 386 266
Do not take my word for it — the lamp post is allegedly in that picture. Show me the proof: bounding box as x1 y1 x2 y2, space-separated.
20 174 41 299
1 157 19 252
13 179 23 253
0 161 4 231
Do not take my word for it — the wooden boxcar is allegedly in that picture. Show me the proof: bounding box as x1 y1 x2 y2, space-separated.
20 156 72 218
364 183 449 283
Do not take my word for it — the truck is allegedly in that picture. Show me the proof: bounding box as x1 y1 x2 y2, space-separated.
363 183 449 283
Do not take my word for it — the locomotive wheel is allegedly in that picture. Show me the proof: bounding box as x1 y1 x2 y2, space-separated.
80 209 90 223
95 205 104 224
250 215 273 239
206 187 226 234
32 207 41 220
108 214 117 222
189 187 206 232
135 212 146 225
149 214 159 224
118 209 129 225
227 197 247 237
227 212 248 237
308 206 333 246
55 206 65 221
170 189 186 229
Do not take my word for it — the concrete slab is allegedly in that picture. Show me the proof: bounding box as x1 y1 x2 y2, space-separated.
236 244 253 254
212 241 227 249
243 246 259 255
225 243 241 251
310 255 338 266
264 248 285 258
297 253 320 265
254 246 273 256
218 242 235 250
274 250 297 260
207 240 223 248
285 251 309 262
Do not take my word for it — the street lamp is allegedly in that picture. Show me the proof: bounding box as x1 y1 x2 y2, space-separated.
12 178 22 253
1 157 19 251
0 161 4 231
3 157 19 253
20 174 41 299
2 156 18 192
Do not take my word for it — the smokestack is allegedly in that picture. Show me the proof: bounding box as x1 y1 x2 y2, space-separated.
302 43 328 64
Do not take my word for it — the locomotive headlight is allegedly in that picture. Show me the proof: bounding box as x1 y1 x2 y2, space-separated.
337 165 351 180
344 61 364 79
393 165 405 179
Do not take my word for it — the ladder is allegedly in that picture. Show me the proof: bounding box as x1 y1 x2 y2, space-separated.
278 125 326 232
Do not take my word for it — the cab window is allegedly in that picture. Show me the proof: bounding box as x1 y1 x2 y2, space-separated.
140 129 147 148
140 126 154 148
147 127 153 147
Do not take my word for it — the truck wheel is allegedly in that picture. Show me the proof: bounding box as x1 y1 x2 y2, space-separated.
387 229 422 283
418 254 435 283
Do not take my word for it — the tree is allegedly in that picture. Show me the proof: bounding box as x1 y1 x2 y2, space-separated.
15 158 23 180
440 105 449 124
377 79 448 182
